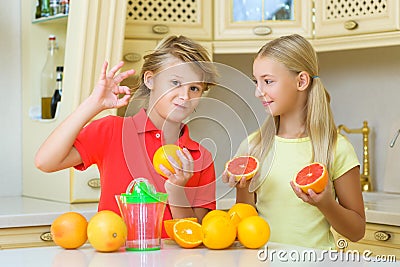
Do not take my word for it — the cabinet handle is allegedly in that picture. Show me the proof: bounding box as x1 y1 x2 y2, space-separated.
374 231 391 241
344 20 358 30
40 231 53 242
152 24 169 34
124 53 141 63
253 26 272 36
87 178 101 189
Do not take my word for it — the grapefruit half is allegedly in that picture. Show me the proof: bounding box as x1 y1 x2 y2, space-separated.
293 162 328 194
225 156 259 181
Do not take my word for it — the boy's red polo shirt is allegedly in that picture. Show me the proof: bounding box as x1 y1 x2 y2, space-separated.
74 109 216 237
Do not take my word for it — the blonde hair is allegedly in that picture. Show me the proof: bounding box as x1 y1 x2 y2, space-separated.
132 35 217 100
250 34 337 173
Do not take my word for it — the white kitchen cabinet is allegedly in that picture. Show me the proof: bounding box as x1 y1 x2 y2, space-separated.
214 0 313 41
22 0 127 203
315 0 400 38
124 0 212 41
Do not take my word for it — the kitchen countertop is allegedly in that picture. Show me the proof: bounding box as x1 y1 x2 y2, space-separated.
362 192 400 227
0 196 98 228
1 192 400 228
1 239 397 267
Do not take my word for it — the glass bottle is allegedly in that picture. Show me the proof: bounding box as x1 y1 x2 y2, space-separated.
50 0 60 16
35 0 42 19
51 66 63 118
41 35 60 119
41 0 50 17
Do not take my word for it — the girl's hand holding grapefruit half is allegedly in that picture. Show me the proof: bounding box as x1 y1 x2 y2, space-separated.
222 156 259 187
291 162 332 206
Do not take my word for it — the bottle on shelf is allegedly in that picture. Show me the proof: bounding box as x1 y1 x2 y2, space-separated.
41 35 62 119
50 0 61 16
35 0 42 19
60 0 69 15
41 0 50 17
50 66 63 118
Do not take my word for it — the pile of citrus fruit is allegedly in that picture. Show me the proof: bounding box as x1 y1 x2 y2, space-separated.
164 203 270 249
51 210 127 252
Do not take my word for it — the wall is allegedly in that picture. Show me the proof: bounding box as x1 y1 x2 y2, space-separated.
0 1 22 196
214 45 400 192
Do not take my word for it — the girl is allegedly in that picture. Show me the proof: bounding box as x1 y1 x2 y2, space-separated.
223 34 365 249
35 35 218 237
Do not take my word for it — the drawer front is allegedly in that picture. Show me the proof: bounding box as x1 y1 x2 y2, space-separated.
70 165 101 203
333 223 400 259
362 223 400 248
0 226 55 249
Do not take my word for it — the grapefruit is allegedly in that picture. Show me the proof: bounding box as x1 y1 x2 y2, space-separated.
293 162 329 194
153 144 182 178
50 212 88 249
225 156 259 181
87 210 127 252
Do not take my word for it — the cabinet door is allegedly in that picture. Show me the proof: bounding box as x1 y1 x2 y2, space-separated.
315 0 400 38
125 0 212 40
214 0 313 40
22 0 127 203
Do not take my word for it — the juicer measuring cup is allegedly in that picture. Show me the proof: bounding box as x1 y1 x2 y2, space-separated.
116 178 168 251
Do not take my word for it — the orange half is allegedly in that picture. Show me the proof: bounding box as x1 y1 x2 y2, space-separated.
173 219 203 249
293 162 328 194
164 217 198 240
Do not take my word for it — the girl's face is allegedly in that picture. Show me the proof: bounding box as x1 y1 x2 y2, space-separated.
147 58 206 124
252 56 306 117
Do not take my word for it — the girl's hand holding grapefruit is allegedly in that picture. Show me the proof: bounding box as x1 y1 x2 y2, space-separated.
222 156 259 188
291 162 333 207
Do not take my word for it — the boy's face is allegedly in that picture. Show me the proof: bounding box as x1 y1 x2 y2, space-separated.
147 58 206 125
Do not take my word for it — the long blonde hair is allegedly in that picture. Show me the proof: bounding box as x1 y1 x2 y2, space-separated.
250 34 337 173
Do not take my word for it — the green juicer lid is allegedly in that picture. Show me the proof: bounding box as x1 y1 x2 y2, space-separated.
120 180 168 204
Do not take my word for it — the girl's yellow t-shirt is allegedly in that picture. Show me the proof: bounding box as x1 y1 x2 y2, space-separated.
236 134 360 249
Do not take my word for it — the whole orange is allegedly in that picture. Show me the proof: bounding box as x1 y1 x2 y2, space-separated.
50 212 88 249
237 216 270 249
153 144 182 178
201 210 230 225
87 210 127 252
228 203 258 228
293 162 328 194
202 215 236 249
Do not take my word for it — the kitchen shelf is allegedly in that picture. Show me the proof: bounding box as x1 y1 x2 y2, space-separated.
32 14 68 24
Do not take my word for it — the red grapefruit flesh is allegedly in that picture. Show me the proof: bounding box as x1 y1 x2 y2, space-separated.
225 156 259 181
293 162 328 194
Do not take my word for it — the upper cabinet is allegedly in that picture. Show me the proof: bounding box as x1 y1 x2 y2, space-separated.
124 0 212 40
315 0 400 38
214 0 313 40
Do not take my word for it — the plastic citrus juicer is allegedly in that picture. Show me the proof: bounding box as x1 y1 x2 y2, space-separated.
116 178 168 251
